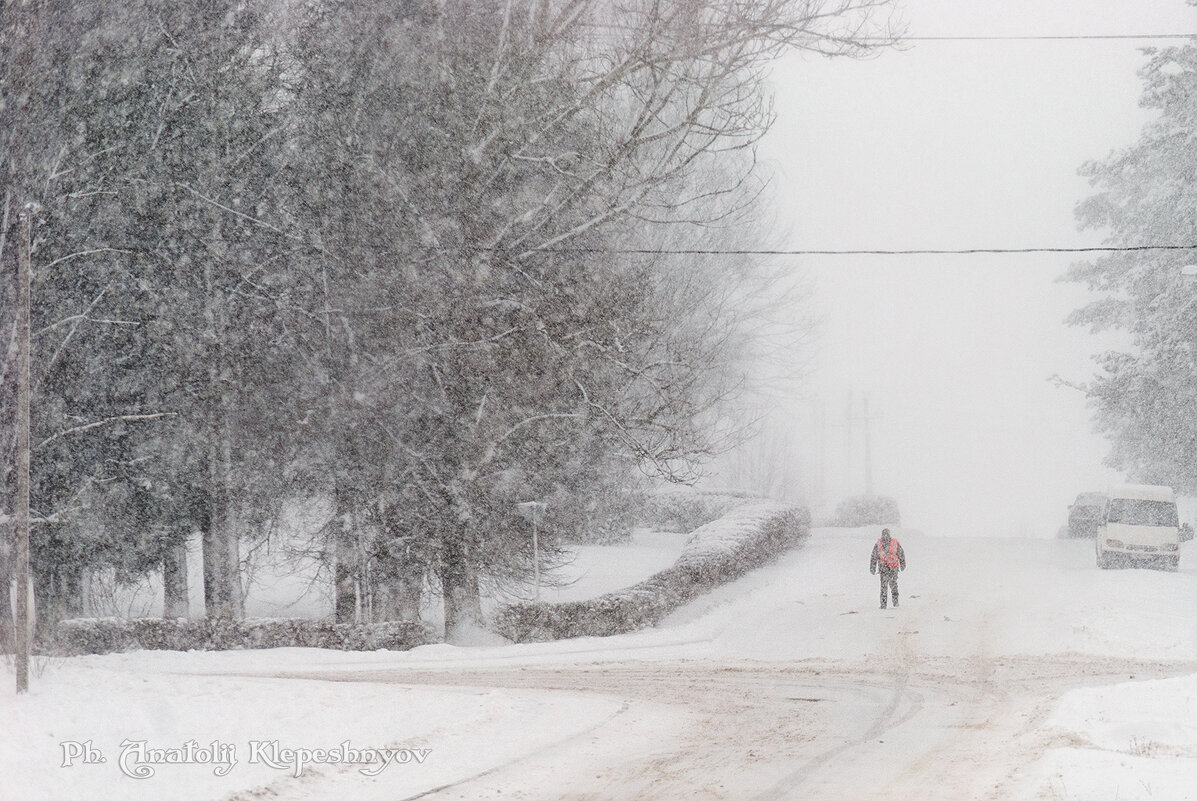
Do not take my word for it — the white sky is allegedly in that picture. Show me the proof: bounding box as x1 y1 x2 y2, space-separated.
758 0 1197 537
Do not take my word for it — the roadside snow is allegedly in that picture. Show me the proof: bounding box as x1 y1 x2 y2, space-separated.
7 525 1197 800
533 528 688 604
0 654 631 801
0 528 695 801
1031 674 1197 801
1051 675 1197 752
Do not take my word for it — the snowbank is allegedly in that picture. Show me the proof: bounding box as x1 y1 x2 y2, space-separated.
0 653 629 801
494 503 809 642
1031 674 1197 800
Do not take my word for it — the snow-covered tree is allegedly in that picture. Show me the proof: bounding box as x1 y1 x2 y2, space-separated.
0 0 293 622
2 0 895 639
1066 40 1197 492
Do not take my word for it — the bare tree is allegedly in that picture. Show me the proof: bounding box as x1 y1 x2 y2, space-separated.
285 0 895 637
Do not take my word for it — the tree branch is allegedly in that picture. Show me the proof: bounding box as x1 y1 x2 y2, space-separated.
36 413 178 451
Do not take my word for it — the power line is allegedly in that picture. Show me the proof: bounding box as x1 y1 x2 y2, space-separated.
280 242 1197 258
529 244 1197 257
896 33 1197 42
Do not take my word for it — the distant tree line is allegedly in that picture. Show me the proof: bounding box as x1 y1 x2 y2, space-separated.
0 0 893 638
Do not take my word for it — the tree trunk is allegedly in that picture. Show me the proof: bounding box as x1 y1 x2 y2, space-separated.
333 512 358 623
374 550 423 622
162 540 189 619
201 435 241 619
34 564 81 630
200 490 232 618
202 505 242 619
224 497 244 619
441 533 483 640
0 522 11 643
199 231 243 619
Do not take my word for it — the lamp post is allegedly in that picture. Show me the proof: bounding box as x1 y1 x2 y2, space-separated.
1177 266 1197 544
516 501 546 602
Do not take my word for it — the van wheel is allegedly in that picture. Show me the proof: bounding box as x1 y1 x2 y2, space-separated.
1097 549 1111 570
1165 556 1179 572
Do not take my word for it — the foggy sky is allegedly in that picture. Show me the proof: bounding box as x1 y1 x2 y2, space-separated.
759 0 1196 536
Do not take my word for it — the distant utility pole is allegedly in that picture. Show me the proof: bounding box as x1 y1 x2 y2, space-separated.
814 399 826 509
843 390 882 497
14 203 35 694
862 393 874 496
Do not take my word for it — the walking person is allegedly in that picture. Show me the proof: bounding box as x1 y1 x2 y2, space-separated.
869 528 906 609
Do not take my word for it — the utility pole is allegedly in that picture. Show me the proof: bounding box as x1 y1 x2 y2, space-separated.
14 204 34 693
842 390 882 497
862 393 874 497
814 398 826 510
843 392 854 500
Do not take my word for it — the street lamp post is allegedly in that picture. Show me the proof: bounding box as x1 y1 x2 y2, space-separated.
516 501 546 602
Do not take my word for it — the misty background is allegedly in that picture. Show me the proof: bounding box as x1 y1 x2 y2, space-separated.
728 0 1197 537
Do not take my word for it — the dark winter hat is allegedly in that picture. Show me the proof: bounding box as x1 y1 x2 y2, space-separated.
881 528 890 536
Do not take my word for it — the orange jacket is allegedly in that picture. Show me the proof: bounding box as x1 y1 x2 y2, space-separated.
870 538 905 572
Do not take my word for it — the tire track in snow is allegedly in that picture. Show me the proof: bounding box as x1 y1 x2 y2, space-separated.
260 654 1197 801
391 700 632 801
749 625 927 801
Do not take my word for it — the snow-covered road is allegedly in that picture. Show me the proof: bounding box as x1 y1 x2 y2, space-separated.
245 527 1197 800
9 527 1197 800
289 654 1192 801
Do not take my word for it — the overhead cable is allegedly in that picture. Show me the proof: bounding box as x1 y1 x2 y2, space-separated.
523 244 1197 257
898 33 1197 42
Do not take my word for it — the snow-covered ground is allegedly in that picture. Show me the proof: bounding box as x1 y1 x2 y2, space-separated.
527 528 688 604
5 526 1197 800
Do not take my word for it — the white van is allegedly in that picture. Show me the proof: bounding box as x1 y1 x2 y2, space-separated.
1095 484 1180 571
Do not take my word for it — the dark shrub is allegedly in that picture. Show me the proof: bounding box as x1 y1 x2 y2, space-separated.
53 617 431 655
832 495 901 527
639 488 763 533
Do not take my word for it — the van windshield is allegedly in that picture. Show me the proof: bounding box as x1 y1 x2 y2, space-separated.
1106 499 1179 527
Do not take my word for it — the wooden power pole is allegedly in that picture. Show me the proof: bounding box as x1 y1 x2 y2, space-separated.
14 204 33 693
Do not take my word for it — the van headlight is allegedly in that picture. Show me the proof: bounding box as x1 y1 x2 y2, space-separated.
1106 539 1125 549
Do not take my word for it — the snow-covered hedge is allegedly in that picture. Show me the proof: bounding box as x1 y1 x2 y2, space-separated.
637 487 764 533
495 503 809 643
53 617 431 655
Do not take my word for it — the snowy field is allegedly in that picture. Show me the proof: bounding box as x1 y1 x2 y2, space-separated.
101 526 690 624
519 528 689 604
5 526 1197 800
